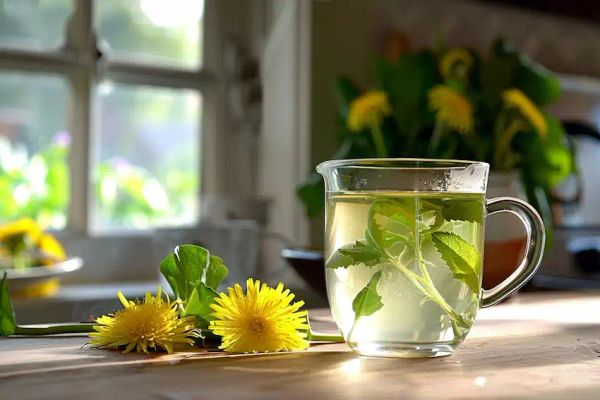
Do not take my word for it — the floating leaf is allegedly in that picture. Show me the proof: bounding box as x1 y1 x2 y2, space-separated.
352 270 384 319
329 241 383 269
441 201 484 224
431 232 481 294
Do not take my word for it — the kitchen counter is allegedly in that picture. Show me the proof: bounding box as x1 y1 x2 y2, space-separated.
2 292 600 399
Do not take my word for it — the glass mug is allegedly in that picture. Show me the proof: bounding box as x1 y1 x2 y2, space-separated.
316 159 545 358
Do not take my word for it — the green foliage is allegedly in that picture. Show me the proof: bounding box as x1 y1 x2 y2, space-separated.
375 52 437 138
0 273 16 336
330 197 483 330
94 159 197 229
160 244 228 329
431 232 481 294
0 136 69 228
352 270 383 319
297 37 575 240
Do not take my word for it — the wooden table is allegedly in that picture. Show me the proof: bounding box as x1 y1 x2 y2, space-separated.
2 292 600 399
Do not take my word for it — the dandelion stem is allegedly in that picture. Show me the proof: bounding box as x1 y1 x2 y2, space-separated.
13 323 95 336
370 123 388 158
310 331 344 343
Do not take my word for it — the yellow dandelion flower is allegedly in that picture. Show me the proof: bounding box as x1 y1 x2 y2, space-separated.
38 233 66 265
209 278 310 353
89 288 199 354
0 218 41 243
428 85 474 134
347 91 392 132
502 89 547 137
440 48 473 81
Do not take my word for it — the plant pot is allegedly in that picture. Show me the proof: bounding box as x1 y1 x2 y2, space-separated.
483 171 528 290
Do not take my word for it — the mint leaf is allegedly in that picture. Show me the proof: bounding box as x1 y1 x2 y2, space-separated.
0 273 16 336
205 255 228 290
425 198 484 224
329 241 382 269
352 270 384 318
441 202 484 224
367 199 415 254
431 232 482 294
184 283 219 329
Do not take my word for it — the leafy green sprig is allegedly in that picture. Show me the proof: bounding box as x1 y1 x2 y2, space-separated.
329 197 484 342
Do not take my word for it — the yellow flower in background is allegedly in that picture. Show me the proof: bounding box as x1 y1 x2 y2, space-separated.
0 218 41 243
38 233 66 264
0 218 65 267
502 89 547 137
440 48 473 81
89 288 199 354
347 91 392 132
428 85 474 134
209 278 310 353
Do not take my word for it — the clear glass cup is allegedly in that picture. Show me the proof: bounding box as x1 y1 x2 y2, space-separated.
317 158 545 358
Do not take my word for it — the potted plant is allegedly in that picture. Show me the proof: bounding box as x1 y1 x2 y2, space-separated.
292 38 574 292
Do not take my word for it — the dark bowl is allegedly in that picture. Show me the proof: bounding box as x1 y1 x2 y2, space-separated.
281 247 326 296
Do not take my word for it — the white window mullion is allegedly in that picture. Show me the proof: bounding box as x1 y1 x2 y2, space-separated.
64 0 96 234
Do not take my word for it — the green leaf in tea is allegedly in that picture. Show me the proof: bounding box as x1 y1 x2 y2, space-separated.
440 201 484 224
368 199 415 251
352 270 384 319
431 232 482 294
329 241 382 269
0 272 16 336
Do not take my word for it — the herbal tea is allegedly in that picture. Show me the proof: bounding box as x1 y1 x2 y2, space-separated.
325 191 485 356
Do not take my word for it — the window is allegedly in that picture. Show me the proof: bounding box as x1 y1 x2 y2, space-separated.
0 0 212 233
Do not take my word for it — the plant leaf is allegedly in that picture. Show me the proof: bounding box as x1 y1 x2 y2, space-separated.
441 201 484 224
352 270 384 319
367 199 415 251
184 283 219 329
160 244 229 300
334 76 361 120
159 254 183 299
329 241 382 269
375 53 437 136
205 255 228 291
431 232 481 294
174 245 209 298
296 171 324 218
0 273 16 336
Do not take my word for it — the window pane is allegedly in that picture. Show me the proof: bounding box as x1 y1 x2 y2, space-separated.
0 0 73 50
0 72 70 229
96 0 204 69
93 82 200 232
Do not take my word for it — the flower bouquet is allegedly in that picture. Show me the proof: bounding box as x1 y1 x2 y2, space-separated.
297 38 574 242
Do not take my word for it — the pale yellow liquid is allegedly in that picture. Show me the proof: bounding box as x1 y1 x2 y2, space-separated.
325 191 485 356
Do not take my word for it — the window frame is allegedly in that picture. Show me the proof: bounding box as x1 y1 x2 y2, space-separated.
0 0 222 236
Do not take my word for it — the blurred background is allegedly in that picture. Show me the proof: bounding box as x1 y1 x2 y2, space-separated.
1 0 600 321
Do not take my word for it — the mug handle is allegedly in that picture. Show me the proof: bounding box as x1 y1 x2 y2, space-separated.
481 197 546 308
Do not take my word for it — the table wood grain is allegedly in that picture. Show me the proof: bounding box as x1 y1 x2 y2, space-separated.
2 292 600 399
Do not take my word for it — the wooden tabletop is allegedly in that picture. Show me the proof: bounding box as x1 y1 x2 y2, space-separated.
2 292 600 399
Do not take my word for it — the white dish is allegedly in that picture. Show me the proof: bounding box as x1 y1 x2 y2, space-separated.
1 257 83 282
